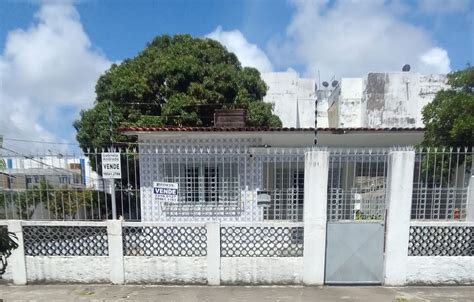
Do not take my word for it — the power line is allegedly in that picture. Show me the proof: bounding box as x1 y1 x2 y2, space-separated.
2 137 79 146
0 146 76 174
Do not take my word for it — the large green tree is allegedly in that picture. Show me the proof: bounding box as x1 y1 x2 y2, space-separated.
74 34 281 150
421 66 474 148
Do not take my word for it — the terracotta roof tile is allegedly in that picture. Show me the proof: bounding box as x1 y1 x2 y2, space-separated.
119 126 425 133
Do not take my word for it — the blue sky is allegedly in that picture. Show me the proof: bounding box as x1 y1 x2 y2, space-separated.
0 0 473 153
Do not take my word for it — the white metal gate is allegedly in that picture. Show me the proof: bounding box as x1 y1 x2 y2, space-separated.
325 221 384 284
325 150 388 284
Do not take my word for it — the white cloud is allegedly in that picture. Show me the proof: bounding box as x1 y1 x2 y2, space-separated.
419 47 451 74
268 0 452 78
0 2 111 153
206 26 273 73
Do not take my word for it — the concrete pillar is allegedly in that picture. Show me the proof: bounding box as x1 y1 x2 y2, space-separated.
107 220 124 284
206 222 221 285
303 150 329 285
8 220 27 285
384 150 415 286
466 176 474 221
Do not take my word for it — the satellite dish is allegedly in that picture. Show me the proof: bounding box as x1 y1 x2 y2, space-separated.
322 81 329 88
402 64 411 72
331 80 339 87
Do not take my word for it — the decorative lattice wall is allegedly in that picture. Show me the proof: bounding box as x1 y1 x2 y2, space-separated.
122 226 207 256
23 226 108 256
220 226 304 257
408 225 473 256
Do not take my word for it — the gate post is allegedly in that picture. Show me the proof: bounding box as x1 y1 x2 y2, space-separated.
466 176 474 221
384 149 415 286
8 220 27 285
107 219 125 284
206 221 221 285
303 150 329 285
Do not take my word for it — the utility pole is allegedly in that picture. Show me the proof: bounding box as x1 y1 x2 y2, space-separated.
108 100 117 220
314 82 318 146
0 135 5 171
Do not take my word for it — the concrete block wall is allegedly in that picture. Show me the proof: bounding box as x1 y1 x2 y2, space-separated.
405 221 474 285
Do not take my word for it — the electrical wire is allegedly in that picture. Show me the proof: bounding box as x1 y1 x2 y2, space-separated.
2 137 79 145
0 146 76 174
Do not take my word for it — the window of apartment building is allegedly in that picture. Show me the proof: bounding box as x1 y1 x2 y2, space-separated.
59 175 70 185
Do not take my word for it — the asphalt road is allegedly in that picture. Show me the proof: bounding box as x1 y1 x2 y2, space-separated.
0 285 473 302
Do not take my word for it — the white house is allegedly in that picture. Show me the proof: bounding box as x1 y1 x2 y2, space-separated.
122 126 425 222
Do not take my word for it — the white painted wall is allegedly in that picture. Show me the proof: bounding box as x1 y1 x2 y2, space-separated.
220 257 303 284
328 72 448 128
26 256 110 283
124 257 207 284
407 257 474 285
333 78 364 128
365 72 448 128
1 261 13 282
262 72 329 128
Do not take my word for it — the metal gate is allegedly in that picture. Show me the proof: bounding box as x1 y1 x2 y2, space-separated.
325 221 384 284
324 149 388 284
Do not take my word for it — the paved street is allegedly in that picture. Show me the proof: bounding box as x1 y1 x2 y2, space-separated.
0 285 473 302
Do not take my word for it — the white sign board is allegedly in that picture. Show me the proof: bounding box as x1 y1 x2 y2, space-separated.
101 152 122 179
153 181 178 203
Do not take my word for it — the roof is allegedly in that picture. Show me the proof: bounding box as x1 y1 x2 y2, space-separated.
120 126 424 134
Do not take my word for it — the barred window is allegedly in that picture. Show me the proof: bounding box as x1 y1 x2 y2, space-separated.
164 162 240 204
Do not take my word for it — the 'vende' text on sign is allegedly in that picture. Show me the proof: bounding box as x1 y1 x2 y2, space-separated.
101 153 122 179
153 182 178 203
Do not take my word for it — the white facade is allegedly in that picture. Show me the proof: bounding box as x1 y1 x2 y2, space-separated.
264 71 448 129
328 78 364 128
262 72 330 128
328 72 449 128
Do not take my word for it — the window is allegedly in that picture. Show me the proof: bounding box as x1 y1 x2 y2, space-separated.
59 176 69 184
164 162 239 205
262 162 304 221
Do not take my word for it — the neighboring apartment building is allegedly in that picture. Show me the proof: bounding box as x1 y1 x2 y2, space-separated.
0 155 103 191
262 71 330 128
262 70 448 129
327 72 449 128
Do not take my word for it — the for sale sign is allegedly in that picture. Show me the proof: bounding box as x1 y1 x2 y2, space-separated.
101 152 122 179
153 181 178 203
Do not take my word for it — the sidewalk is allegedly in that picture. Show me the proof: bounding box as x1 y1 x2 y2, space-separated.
0 285 473 302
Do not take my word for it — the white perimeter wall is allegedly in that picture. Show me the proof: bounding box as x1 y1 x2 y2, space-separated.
1 261 13 282
407 257 474 285
221 258 303 285
25 256 110 283
124 257 207 284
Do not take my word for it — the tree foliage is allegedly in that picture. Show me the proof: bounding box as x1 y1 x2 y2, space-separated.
422 66 474 148
74 34 281 150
